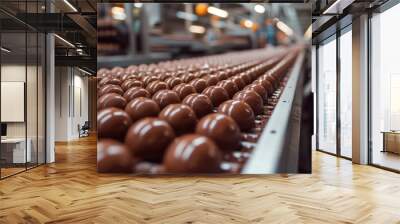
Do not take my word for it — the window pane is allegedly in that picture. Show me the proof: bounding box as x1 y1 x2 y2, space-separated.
318 37 337 154
371 3 400 171
340 29 352 158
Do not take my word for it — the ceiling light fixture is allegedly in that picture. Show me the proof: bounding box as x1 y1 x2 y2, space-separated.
276 20 294 36
207 6 228 18
254 4 265 14
1 47 11 53
54 34 75 48
134 3 143 8
111 6 126 20
189 25 206 34
63 0 78 12
243 19 254 28
78 67 92 76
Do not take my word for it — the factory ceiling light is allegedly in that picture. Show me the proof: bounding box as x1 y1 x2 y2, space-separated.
189 25 206 34
254 4 265 14
63 0 78 12
1 47 11 53
207 6 228 18
276 20 294 36
111 6 126 21
54 34 75 48
134 3 143 8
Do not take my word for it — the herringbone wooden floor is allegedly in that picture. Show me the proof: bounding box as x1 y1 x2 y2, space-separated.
1 135 400 224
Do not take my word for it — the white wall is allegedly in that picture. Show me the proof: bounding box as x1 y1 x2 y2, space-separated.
54 67 89 141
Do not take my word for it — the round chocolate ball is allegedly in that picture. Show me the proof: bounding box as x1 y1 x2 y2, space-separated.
217 80 239 98
216 71 228 81
98 107 132 141
163 134 222 173
218 100 255 131
98 93 127 110
182 93 213 118
123 87 151 102
159 104 197 135
239 72 252 84
146 80 169 95
195 113 241 152
181 73 196 83
165 77 183 88
120 73 137 82
233 90 264 115
98 77 121 87
97 139 134 173
254 79 274 95
202 86 230 107
189 78 208 93
125 118 175 162
230 76 246 90
98 84 124 97
205 75 219 86
142 76 159 87
244 83 267 101
121 79 143 91
172 83 197 100
152 89 181 109
125 97 160 122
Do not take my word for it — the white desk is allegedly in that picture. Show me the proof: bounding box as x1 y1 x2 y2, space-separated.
1 138 32 163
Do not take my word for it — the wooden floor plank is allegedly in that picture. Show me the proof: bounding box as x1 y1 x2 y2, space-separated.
0 135 400 223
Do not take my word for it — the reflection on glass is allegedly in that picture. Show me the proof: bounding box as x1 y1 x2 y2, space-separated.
340 29 352 158
371 4 400 171
1 32 27 177
318 37 337 154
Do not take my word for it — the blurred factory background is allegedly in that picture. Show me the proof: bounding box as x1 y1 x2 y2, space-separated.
97 3 311 68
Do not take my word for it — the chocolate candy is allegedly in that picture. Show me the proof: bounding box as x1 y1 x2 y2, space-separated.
189 78 208 93
142 76 159 86
181 73 196 83
152 89 181 109
97 93 127 110
173 83 197 100
239 72 252 84
98 107 132 141
165 77 183 88
98 77 121 87
218 100 255 131
182 93 213 118
146 80 169 95
125 118 175 162
230 76 246 90
254 79 274 95
205 75 219 86
202 86 230 107
159 104 197 135
244 83 267 101
195 113 241 152
163 134 222 173
125 97 160 122
98 84 124 97
233 90 264 115
121 79 143 91
217 80 239 98
97 139 134 173
123 87 151 102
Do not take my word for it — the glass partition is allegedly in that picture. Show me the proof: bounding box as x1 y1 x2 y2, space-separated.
317 36 337 154
371 3 400 171
0 0 46 179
